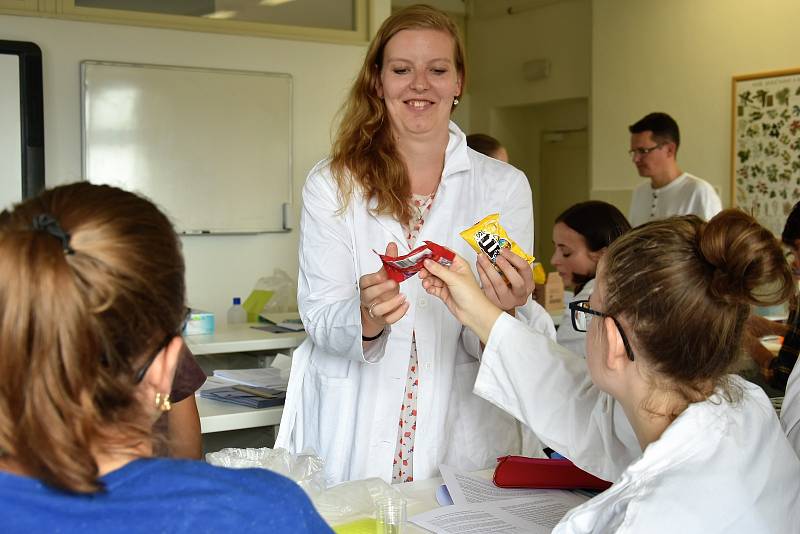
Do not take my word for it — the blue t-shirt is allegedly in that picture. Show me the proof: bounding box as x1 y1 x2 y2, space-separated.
0 458 332 533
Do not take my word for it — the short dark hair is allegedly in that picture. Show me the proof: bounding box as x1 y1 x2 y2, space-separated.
555 201 632 252
782 201 800 245
466 133 504 158
629 112 680 150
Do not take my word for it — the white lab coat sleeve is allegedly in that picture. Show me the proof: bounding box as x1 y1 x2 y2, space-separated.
781 361 800 458
297 167 386 364
474 313 641 481
515 299 556 340
461 167 536 359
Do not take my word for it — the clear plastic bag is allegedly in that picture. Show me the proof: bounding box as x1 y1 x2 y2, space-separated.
260 268 297 313
205 446 419 527
312 477 412 527
242 268 297 320
205 447 325 497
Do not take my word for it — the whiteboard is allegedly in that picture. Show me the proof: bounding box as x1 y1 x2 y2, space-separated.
82 61 292 233
0 54 21 211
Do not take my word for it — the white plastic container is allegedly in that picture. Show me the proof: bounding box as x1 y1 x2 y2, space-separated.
226 297 247 325
183 308 215 335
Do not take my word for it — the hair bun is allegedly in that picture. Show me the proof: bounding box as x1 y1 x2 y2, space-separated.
699 210 793 307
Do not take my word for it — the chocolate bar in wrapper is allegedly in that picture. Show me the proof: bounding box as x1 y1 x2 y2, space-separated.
376 240 455 282
460 213 535 265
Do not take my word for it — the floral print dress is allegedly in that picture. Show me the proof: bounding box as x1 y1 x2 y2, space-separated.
392 192 435 483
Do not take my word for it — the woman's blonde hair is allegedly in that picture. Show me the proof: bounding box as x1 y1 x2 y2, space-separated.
0 182 186 493
603 210 794 405
329 4 466 222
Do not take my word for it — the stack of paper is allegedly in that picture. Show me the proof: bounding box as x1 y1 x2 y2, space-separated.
410 466 588 534
256 313 304 332
212 367 289 391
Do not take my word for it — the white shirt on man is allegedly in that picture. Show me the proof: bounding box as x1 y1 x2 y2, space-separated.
629 172 722 227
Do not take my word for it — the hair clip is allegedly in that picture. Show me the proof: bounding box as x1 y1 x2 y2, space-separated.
32 213 75 255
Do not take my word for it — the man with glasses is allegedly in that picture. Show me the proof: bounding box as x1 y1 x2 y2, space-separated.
627 112 721 227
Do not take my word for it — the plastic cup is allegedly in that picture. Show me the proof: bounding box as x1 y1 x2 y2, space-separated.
375 495 407 534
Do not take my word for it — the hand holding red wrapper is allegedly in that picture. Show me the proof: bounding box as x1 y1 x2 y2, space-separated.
376 240 455 282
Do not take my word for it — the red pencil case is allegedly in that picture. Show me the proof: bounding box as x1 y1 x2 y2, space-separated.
493 455 612 491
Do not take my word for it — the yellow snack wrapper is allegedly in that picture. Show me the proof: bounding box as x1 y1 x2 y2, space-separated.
532 262 546 285
460 213 535 266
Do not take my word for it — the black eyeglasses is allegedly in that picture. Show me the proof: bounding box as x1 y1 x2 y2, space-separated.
132 308 191 383
568 299 635 361
628 144 663 159
133 333 174 383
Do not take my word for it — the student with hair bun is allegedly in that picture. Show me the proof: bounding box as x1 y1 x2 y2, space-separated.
420 209 800 532
0 183 330 532
551 201 631 356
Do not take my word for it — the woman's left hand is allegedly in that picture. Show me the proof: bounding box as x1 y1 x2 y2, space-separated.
477 248 534 314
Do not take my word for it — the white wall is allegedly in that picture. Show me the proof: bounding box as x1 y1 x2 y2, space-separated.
492 98 588 258
462 0 590 257
0 13 377 320
592 0 800 209
466 0 590 133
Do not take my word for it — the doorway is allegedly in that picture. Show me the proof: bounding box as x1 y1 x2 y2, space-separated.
491 98 590 271
538 128 589 272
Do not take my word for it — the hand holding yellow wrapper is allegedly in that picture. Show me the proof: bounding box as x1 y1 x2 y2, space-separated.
460 213 536 270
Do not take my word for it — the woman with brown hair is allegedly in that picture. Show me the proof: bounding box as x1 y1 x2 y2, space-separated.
0 183 329 532
277 4 537 484
551 201 631 357
420 210 800 532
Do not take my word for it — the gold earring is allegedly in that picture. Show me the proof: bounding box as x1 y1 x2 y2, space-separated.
154 392 172 412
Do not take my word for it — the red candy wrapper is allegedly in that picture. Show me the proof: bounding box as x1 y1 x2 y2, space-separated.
376 240 455 282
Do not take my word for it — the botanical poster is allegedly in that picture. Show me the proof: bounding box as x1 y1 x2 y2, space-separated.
733 69 800 236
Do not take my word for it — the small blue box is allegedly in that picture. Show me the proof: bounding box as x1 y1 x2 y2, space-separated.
183 309 215 336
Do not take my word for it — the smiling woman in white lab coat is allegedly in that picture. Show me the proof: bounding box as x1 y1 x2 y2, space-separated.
421 210 800 533
276 5 539 485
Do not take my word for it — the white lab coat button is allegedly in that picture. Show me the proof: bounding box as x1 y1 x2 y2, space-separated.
418 298 427 309
424 362 432 371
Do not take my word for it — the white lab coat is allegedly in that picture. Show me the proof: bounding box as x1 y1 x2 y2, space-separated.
276 122 539 484
556 279 594 357
782 360 800 458
475 313 800 533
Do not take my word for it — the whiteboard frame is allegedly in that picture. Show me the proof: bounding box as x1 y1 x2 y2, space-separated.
80 60 293 235
0 40 45 205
